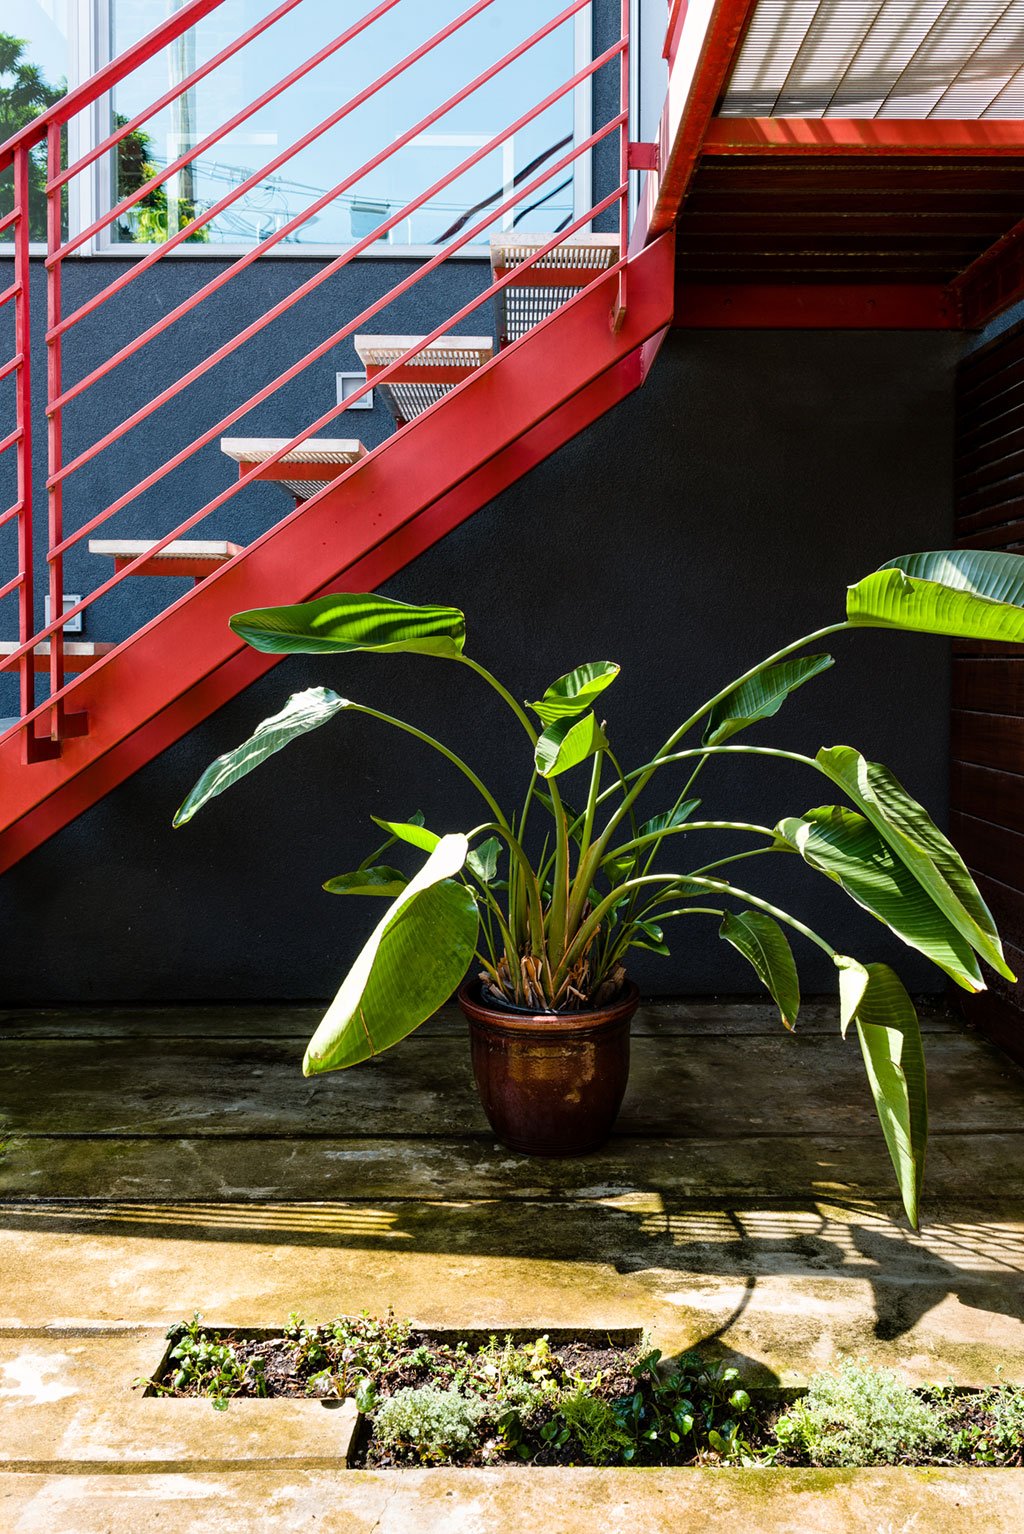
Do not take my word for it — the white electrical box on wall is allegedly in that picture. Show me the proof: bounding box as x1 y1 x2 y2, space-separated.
336 372 374 410
44 594 83 634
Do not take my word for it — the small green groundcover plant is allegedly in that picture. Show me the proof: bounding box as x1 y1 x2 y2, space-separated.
176 550 1024 1226
140 1313 1024 1469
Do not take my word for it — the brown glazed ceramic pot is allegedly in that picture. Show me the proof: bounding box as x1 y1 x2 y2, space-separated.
457 980 640 1157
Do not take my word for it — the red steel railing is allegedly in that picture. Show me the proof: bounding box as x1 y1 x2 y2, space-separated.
0 0 634 760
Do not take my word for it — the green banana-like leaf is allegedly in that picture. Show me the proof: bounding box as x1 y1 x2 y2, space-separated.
466 836 501 883
174 687 350 826
817 746 1013 982
528 661 619 726
535 711 608 779
835 956 927 1228
719 910 800 1030
304 835 479 1075
777 807 984 992
847 550 1024 643
629 919 670 955
637 799 702 841
703 655 834 746
370 817 440 853
323 866 409 897
230 592 466 658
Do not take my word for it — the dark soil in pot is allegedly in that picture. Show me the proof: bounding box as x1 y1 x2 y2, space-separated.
457 979 640 1157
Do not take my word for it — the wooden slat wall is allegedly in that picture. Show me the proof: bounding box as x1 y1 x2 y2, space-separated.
954 321 1024 1063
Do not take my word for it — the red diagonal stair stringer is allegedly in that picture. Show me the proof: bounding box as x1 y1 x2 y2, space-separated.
0 233 674 873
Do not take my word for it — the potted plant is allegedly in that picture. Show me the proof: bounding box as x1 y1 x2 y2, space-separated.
176 550 1024 1224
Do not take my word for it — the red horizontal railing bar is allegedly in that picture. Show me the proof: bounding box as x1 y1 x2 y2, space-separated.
0 208 19 237
0 355 24 385
47 0 305 194
0 282 21 307
0 0 226 171
0 426 24 455
0 502 25 530
0 571 24 603
49 96 621 540
4 172 625 686
50 16 610 463
51 0 409 265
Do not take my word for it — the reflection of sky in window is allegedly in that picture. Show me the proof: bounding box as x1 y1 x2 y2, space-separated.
110 1 581 246
3 1 69 84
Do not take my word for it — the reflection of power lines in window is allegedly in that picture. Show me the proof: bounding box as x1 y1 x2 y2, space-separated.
127 133 574 244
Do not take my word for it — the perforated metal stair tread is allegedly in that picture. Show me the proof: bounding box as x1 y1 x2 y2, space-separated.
0 640 115 674
220 437 366 501
89 539 243 580
353 335 493 426
491 233 620 344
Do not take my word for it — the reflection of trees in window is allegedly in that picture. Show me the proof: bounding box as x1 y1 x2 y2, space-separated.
0 33 64 240
115 113 209 244
0 31 206 247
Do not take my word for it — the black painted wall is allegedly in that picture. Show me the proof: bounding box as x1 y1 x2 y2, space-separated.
0 326 962 1002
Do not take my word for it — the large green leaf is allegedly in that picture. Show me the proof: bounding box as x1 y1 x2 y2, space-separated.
703 655 834 746
636 799 702 841
323 866 409 897
174 687 350 826
304 835 479 1075
466 836 501 883
719 910 800 1030
231 592 466 658
370 816 440 853
817 746 1013 982
835 956 928 1228
847 550 1024 643
528 661 619 726
534 711 608 779
776 807 984 992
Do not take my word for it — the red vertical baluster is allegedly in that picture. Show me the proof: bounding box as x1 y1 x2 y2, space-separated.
12 146 36 753
45 121 64 746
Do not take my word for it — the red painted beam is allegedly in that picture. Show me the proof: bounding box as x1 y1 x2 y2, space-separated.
0 349 649 875
674 282 961 330
0 233 674 872
949 210 1024 330
648 0 759 237
701 118 1024 157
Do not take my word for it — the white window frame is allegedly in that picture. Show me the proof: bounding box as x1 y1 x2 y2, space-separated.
7 1 594 259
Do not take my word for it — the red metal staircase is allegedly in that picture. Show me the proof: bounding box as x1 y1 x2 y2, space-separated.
0 0 675 873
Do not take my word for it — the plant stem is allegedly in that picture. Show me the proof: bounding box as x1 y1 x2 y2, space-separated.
677 875 836 955
347 704 509 829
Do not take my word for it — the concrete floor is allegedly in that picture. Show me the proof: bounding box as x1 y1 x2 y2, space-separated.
1 998 1023 1531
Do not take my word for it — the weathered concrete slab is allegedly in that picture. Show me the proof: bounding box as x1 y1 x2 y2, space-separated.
0 1198 1021 1383
3 1031 1015 1138
2 1466 1023 1534
4 1132 1024 1203
0 998 958 1040
1 1000 1022 1525
0 1333 358 1468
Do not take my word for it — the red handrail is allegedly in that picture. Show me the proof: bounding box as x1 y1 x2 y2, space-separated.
0 0 637 754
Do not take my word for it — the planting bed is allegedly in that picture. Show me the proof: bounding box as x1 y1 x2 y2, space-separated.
141 1313 1024 1471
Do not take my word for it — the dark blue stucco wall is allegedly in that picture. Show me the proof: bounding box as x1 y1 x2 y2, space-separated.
0 325 962 1003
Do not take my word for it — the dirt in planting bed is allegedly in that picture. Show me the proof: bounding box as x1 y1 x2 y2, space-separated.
142 1312 1024 1470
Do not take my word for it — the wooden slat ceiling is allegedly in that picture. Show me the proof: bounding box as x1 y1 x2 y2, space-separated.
677 156 1024 282
722 0 1024 119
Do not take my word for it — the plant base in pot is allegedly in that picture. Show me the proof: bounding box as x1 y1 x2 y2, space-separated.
458 980 640 1157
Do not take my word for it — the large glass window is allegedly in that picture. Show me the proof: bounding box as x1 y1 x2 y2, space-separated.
106 0 588 251
3 2 599 255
